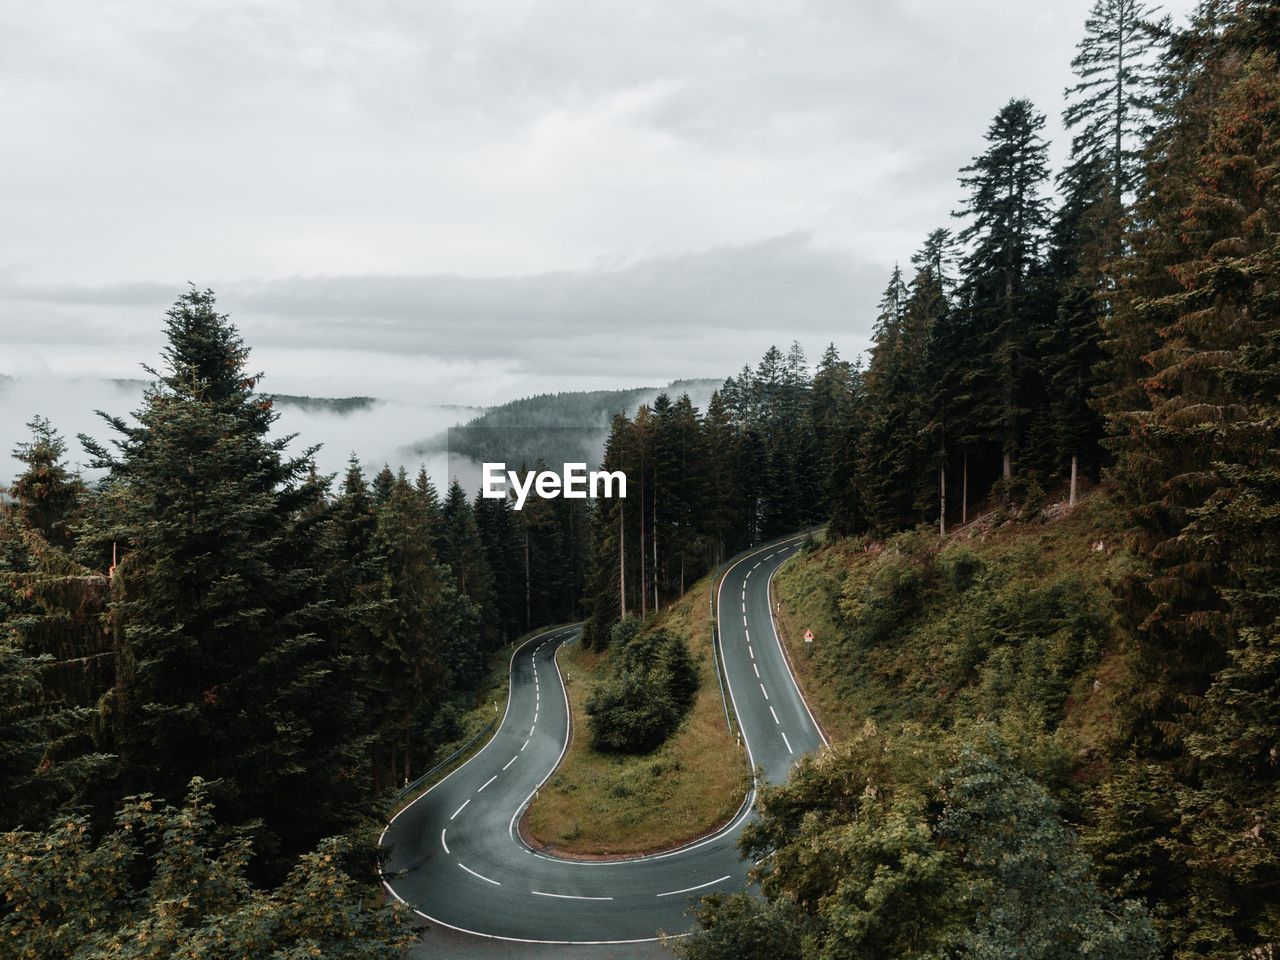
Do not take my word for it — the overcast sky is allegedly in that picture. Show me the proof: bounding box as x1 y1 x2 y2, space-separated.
2 0 1195 407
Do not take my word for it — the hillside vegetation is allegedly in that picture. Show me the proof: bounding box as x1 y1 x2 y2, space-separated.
773 492 1136 755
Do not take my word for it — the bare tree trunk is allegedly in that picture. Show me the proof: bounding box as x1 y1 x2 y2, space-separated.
1003 449 1012 481
940 462 947 536
619 501 627 619
1069 453 1078 508
639 472 647 619
962 452 969 526
652 487 659 611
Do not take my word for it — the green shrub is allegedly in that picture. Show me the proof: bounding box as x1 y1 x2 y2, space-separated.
586 626 698 753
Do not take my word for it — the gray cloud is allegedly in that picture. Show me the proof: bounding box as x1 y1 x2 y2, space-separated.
1 0 1199 404
0 234 878 398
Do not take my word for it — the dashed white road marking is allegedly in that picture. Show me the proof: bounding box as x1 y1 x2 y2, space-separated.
532 891 614 902
741 602 746 614
533 711 538 723
744 628 750 642
450 799 470 821
781 731 793 754
478 775 497 793
753 662 760 678
760 683 769 700
503 755 518 770
459 862 501 886
441 829 449 854
656 875 732 898
770 706 780 725
748 645 754 659
520 739 530 752
529 725 536 736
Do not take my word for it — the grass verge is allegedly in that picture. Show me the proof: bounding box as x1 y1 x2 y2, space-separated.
525 575 749 857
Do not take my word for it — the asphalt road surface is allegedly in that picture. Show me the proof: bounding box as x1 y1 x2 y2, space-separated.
381 535 826 946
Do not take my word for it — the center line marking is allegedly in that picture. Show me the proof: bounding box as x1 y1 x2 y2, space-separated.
503 755 518 770
770 706 780 724
533 711 538 723
753 662 760 678
529 725 536 736
459 862 501 886
531 890 614 901
521 739 530 751
781 730 793 754
450 799 470 820
656 875 731 898
478 775 497 792
749 646 754 659
441 829 449 854
760 683 769 700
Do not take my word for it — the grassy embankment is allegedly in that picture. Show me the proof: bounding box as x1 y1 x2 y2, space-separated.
525 574 749 857
771 491 1142 766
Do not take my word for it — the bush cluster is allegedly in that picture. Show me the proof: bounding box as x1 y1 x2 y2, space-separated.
585 620 698 753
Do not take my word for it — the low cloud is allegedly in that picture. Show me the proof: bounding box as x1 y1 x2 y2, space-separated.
0 234 876 402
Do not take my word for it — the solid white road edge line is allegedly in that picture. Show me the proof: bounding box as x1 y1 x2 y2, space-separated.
656 875 732 897
532 890 614 901
459 862 502 886
381 881 681 946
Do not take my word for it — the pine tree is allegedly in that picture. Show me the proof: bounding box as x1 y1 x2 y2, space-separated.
9 417 85 551
78 289 365 871
1102 10 1280 950
1063 0 1162 209
473 486 525 642
858 267 924 531
954 98 1053 485
440 478 499 645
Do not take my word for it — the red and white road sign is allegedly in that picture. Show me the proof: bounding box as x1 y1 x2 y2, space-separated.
803 629 814 642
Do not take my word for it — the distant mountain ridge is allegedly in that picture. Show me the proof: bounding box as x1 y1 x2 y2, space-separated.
408 377 723 473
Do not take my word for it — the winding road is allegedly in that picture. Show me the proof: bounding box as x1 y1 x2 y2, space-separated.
380 536 826 945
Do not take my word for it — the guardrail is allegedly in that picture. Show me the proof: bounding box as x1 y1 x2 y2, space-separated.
388 714 499 808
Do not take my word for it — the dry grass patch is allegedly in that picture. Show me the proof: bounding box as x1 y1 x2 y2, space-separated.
525 577 749 856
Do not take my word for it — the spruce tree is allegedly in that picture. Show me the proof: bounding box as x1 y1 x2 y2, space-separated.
79 289 364 871
954 98 1053 485
9 417 85 551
